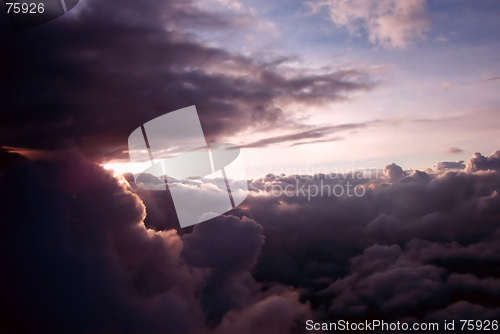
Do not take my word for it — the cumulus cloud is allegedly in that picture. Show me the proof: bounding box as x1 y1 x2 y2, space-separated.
0 152 311 333
383 162 407 181
216 293 312 334
226 152 500 323
310 0 430 48
2 0 500 331
2 146 500 332
469 151 500 172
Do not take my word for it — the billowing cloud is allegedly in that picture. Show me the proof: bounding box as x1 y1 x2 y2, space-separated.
310 0 430 48
0 152 310 333
196 153 500 323
2 149 500 332
469 151 500 172
383 162 407 181
2 0 500 330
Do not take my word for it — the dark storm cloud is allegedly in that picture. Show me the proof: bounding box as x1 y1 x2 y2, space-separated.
0 152 202 333
0 0 376 162
0 152 312 333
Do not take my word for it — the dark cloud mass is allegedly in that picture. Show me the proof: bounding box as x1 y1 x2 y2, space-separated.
0 152 311 333
1 150 500 332
0 0 375 163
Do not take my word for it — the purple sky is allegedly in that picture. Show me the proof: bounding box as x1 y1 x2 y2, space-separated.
1 1 500 333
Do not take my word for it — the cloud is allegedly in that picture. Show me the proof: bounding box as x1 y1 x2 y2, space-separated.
0 152 311 333
310 0 430 48
181 215 265 323
383 162 407 181
216 293 312 334
0 0 376 163
433 160 466 171
240 122 370 148
0 147 28 177
469 151 500 172
2 145 500 331
448 147 464 154
463 76 500 85
228 151 500 322
2 0 500 331
428 301 500 323
325 260 447 317
289 136 344 147
0 152 202 333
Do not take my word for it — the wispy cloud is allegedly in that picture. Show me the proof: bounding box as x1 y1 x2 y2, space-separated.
240 122 373 148
462 76 500 85
289 136 345 147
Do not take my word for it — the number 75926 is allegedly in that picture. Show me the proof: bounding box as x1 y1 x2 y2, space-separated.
5 3 45 13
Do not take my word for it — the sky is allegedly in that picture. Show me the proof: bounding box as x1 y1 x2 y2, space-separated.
1 0 499 177
1 0 500 333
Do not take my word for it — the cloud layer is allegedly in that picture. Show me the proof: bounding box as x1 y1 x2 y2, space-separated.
1 150 500 332
0 151 311 333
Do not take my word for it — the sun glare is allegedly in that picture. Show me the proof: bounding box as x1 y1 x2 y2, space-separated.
103 161 152 175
